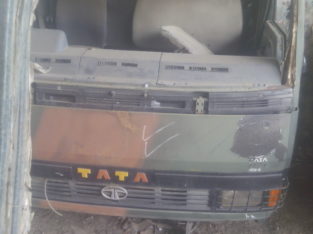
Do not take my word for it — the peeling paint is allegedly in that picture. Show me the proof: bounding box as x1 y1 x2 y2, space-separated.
231 116 287 161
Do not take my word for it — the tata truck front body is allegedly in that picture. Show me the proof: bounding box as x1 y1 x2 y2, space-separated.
30 0 305 221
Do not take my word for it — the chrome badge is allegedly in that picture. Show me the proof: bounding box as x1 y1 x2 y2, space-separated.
101 185 128 201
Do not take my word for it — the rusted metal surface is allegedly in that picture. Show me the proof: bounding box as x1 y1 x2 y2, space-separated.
283 0 299 86
32 107 159 168
33 198 127 217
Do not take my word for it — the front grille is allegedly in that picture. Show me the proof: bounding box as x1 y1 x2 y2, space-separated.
32 177 210 211
208 89 293 115
32 177 286 212
34 84 194 114
33 83 293 115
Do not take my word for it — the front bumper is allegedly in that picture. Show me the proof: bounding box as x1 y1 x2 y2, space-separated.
32 198 275 221
31 161 288 221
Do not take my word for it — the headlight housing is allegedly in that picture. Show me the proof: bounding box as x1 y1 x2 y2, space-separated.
218 189 285 212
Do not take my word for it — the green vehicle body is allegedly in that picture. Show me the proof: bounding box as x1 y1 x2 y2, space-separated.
30 0 305 221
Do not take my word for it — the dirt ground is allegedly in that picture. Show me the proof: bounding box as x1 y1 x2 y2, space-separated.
30 68 313 234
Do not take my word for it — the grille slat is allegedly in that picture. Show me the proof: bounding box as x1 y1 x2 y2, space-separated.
32 177 210 211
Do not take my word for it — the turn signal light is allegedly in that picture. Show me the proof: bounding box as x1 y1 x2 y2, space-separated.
267 189 282 207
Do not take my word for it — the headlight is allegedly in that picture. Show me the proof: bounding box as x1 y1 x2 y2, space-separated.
220 189 283 211
221 190 263 208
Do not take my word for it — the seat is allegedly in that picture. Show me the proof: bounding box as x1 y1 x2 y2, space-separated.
56 0 107 47
106 0 137 49
133 0 243 54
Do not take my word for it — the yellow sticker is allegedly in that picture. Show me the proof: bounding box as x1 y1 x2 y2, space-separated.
77 168 91 178
115 171 129 181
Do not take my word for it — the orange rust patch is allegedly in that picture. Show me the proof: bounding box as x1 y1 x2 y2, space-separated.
33 198 127 217
32 107 159 168
116 112 139 133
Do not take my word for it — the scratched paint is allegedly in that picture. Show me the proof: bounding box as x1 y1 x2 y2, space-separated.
142 122 179 158
32 105 292 173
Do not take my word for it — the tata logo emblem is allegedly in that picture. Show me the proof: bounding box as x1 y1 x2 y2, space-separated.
101 185 128 201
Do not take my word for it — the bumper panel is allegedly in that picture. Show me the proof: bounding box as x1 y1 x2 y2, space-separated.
32 176 286 218
33 198 274 221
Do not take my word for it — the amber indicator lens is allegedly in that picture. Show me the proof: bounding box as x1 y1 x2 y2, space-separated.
267 189 281 207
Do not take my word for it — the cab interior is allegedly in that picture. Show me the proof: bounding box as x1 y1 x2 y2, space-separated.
33 0 284 58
